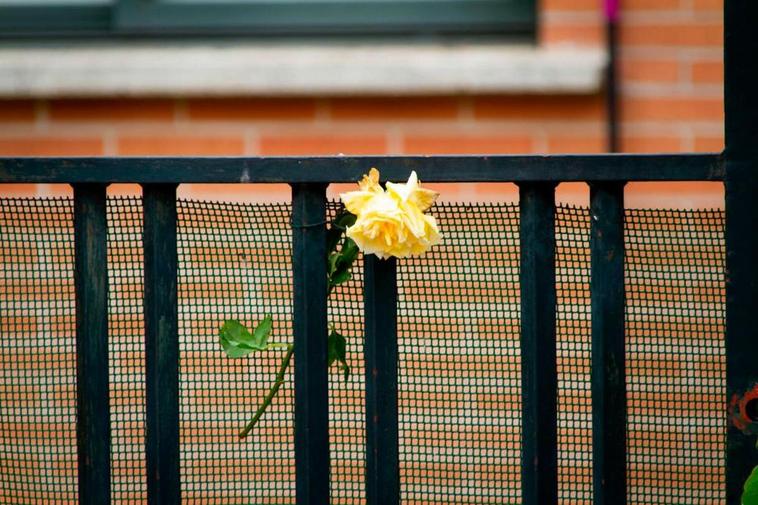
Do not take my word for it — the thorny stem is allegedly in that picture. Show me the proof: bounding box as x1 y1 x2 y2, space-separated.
239 344 295 439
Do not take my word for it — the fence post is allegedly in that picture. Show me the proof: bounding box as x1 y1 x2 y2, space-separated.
364 255 400 505
73 183 111 505
519 182 558 505
291 183 330 505
589 182 626 505
724 1 758 503
142 184 181 505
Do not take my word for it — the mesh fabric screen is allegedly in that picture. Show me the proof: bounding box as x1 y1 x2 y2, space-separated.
108 197 147 503
326 202 367 505
555 206 592 505
0 198 78 504
176 199 295 503
398 203 522 505
625 209 726 504
0 197 726 504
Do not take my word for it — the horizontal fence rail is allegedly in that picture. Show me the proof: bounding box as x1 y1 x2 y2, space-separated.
0 153 724 183
0 149 752 505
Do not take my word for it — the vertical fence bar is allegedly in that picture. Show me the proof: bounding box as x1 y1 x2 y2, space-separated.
519 182 558 505
73 183 111 505
142 184 181 505
291 183 330 505
364 255 400 505
589 182 627 505
724 1 758 503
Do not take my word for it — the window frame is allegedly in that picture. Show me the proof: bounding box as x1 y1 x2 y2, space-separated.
0 0 535 38
0 5 112 35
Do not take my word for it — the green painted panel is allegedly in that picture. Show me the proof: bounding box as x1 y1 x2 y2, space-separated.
1 0 534 36
114 0 534 35
0 5 111 33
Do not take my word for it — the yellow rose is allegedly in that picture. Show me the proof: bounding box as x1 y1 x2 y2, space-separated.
340 168 441 259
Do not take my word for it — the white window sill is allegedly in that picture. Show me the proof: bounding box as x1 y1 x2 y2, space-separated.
0 43 606 98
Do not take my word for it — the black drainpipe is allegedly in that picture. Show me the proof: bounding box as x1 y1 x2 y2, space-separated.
604 0 620 153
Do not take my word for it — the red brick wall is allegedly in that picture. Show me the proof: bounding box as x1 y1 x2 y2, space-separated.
0 0 724 206
0 2 728 501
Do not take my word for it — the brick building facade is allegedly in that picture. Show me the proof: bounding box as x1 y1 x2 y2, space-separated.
0 1 730 502
0 0 724 207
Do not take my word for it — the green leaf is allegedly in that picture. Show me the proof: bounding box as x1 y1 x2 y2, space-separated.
326 212 359 292
219 320 256 358
328 238 360 290
326 230 341 256
326 211 357 254
327 330 350 379
337 238 359 268
251 315 273 350
330 269 351 286
743 466 758 505
327 251 340 276
333 210 357 230
219 316 273 358
327 330 345 366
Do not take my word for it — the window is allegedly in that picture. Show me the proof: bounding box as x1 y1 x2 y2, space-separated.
0 0 534 38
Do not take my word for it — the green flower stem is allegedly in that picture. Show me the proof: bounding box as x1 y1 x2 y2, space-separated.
239 344 294 439
235 211 357 436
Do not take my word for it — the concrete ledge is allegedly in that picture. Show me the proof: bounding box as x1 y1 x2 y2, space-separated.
0 43 607 97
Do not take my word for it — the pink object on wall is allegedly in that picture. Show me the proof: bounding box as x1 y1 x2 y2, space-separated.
604 0 619 21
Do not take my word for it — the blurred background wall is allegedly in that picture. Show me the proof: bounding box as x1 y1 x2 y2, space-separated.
0 0 724 207
0 2 728 502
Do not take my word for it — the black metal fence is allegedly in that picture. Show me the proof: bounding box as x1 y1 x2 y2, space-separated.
0 3 757 504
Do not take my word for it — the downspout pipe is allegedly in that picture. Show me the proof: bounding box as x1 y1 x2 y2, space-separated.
604 0 620 153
